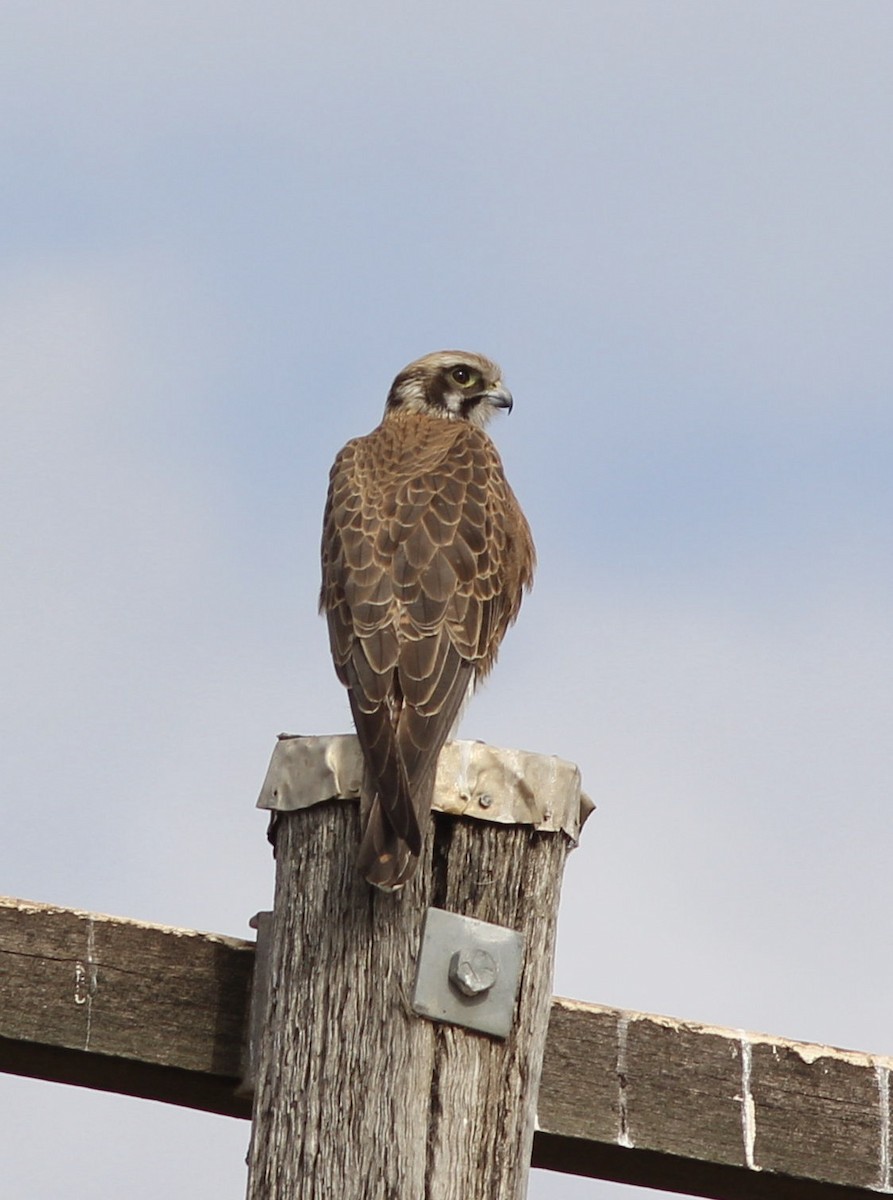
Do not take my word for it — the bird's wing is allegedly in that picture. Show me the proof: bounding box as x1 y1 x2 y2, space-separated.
321 435 421 853
321 420 535 882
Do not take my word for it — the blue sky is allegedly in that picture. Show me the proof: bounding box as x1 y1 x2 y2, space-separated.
3 4 893 1198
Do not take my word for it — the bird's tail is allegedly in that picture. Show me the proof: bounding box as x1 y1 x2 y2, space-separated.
357 770 436 892
356 803 415 891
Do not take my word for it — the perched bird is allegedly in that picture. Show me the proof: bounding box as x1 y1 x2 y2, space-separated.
320 351 535 890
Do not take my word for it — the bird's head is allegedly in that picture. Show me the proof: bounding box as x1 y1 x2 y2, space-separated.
384 351 513 427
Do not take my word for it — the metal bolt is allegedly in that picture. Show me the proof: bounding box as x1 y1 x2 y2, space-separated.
478 793 493 809
448 948 500 997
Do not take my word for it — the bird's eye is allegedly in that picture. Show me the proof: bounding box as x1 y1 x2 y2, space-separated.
450 366 477 387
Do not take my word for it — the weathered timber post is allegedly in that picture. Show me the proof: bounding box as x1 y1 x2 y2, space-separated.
245 735 591 1200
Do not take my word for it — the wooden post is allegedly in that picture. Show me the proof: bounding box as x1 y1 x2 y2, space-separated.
245 736 589 1200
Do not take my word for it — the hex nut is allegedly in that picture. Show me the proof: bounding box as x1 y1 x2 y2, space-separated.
448 948 500 997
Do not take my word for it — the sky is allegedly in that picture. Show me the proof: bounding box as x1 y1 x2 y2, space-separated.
2 2 892 1197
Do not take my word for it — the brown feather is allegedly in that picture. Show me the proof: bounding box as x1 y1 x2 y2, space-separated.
320 351 535 889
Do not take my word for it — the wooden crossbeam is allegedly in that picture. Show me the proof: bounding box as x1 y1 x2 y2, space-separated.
0 895 253 1117
1 895 889 1199
536 1001 892 1199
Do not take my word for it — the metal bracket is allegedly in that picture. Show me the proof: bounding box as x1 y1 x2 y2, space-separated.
236 910 272 1099
412 907 525 1039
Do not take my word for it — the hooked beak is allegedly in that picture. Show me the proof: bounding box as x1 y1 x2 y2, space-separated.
484 383 513 413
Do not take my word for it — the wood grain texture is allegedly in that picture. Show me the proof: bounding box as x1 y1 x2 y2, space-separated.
535 999 893 1199
3 895 892 1199
245 803 568 1200
425 812 567 1198
0 894 253 1116
750 1041 884 1189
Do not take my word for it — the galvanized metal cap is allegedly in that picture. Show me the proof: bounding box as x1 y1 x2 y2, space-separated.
257 734 592 843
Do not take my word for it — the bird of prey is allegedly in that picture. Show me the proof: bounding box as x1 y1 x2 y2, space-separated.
320 351 535 890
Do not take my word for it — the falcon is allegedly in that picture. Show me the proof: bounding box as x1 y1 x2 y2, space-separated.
320 351 535 890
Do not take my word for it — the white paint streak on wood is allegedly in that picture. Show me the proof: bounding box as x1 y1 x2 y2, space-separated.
739 1034 758 1171
877 1063 891 1193
617 1013 633 1149
74 918 98 1051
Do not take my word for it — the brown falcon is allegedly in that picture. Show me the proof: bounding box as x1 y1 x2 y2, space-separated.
320 351 535 890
